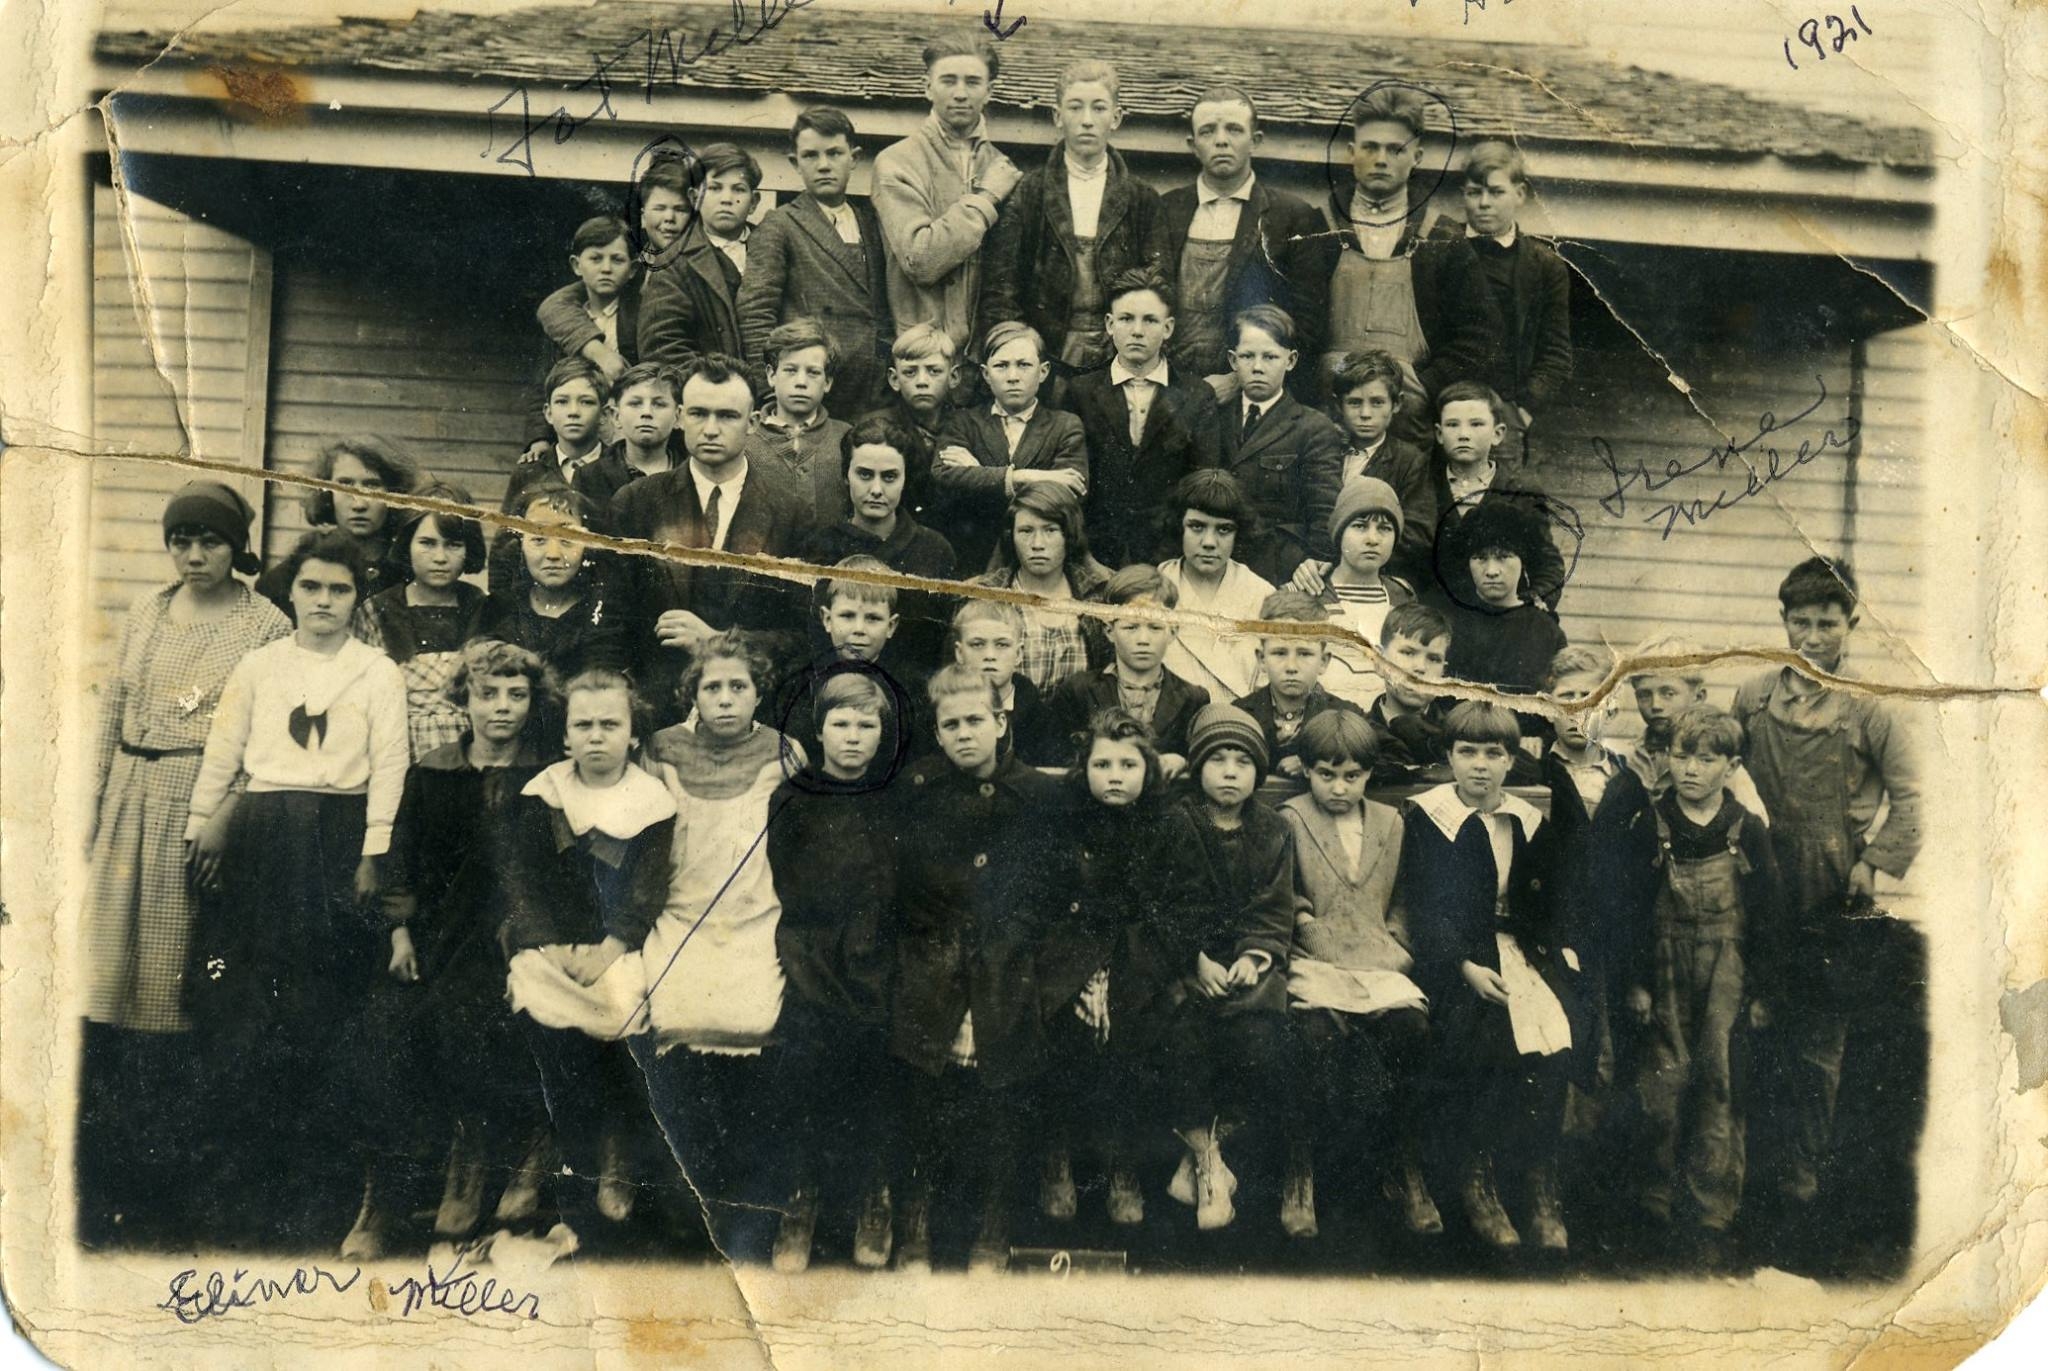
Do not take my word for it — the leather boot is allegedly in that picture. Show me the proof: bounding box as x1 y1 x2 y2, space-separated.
1460 1153 1520 1250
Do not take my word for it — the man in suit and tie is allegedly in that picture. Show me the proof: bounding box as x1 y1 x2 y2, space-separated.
609 355 814 717
1160 87 1328 404
1212 305 1346 584
738 108 896 419
1065 267 1220 567
639 144 761 372
932 321 1089 573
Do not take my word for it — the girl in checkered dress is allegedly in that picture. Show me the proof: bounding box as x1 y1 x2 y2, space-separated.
77 482 288 1248
350 486 491 760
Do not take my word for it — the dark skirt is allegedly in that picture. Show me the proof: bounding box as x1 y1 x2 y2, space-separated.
184 790 380 1246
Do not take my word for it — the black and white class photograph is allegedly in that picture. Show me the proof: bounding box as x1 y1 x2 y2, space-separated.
13 0 2010 1357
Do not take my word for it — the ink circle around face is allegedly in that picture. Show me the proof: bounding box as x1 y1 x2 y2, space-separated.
1324 80 1461 230
1427 487 1586 615
773 654 916 795
625 134 703 261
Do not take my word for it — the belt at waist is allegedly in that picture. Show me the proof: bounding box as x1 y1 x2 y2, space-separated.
119 742 204 761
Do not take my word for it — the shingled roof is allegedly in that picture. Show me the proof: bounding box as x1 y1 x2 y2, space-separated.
96 1 1934 170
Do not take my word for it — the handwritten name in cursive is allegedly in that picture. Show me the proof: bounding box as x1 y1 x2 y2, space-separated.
387 1248 542 1322
1592 379 1860 539
483 0 820 176
158 1264 362 1325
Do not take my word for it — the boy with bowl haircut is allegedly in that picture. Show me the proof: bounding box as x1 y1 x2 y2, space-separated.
1394 700 1583 1254
1230 588 1366 781
1328 348 1436 584
1281 709 1440 1240
1731 558 1920 1212
1068 268 1223 568
1607 704 1786 1255
638 143 760 371
1429 141 1573 462
863 322 961 511
1215 304 1347 583
738 107 894 418
743 317 852 525
932 320 1090 573
950 598 1057 767
979 59 1171 384
890 664 1068 1273
1158 468 1273 704
1442 496 1568 694
1120 703 1302 1232
1318 476 1418 710
1429 381 1566 610
1045 564 1212 775
535 214 640 381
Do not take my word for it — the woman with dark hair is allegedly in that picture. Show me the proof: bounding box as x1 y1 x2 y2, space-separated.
183 528 411 1246
351 482 491 759
477 485 632 684
77 481 290 1248
969 482 1112 691
256 434 426 617
1156 468 1275 702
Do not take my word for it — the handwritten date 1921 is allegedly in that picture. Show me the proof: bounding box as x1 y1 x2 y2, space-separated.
1784 6 1874 70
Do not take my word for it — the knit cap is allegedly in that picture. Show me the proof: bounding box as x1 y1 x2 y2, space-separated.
1186 702 1270 782
161 480 262 576
1328 476 1405 547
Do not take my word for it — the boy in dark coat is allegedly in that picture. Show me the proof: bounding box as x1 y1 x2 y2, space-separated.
1045 565 1212 774
1328 348 1437 584
1211 304 1347 583
1119 703 1301 1232
765 670 908 1273
890 665 1069 1273
950 598 1059 767
1065 267 1222 567
638 144 759 370
1232 589 1367 789
738 108 895 417
979 59 1170 387
1395 701 1585 1255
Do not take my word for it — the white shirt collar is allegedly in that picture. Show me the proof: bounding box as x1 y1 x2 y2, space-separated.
707 227 749 249
1242 394 1276 423
1110 356 1169 387
1064 152 1109 182
557 443 602 475
992 400 1038 425
1413 782 1544 845
1197 171 1256 206
689 457 748 505
1465 223 1518 249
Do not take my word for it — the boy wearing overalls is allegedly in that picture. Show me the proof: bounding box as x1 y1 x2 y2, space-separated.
1733 558 1922 1211
1606 705 1786 1262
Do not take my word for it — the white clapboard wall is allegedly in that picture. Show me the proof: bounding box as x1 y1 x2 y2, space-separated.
88 181 272 676
260 263 536 556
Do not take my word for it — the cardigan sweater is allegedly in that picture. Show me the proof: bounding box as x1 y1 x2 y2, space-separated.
872 116 1013 355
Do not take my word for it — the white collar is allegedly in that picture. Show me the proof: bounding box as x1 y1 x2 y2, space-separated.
1197 172 1255 205
707 227 749 249
557 442 602 473
586 296 620 319
1110 356 1169 387
1412 782 1543 845
523 759 677 840
1465 223 1518 249
1350 186 1410 222
1064 151 1109 182
1242 393 1277 421
992 400 1038 425
689 458 748 502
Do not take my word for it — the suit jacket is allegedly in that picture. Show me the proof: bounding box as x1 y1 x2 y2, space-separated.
1065 366 1221 567
1232 684 1366 773
638 223 745 370
931 404 1090 574
978 143 1171 369
1315 177 1503 399
1427 218 1574 414
737 194 893 412
535 278 643 367
1044 665 1212 766
607 460 815 705
1160 176 1329 379
1211 391 1346 583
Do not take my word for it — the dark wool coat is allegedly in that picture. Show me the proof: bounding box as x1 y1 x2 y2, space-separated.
978 143 1172 370
474 581 634 683
638 224 746 369
931 403 1090 575
1445 600 1569 693
1539 744 1626 969
1160 176 1331 381
1065 366 1222 568
1426 217 1574 415
889 753 1070 1085
737 193 895 414
1231 683 1367 770
1425 458 1569 611
1210 390 1348 583
495 782 674 955
1044 665 1212 766
1038 790 1172 1018
536 277 643 367
1314 177 1505 400
1116 794 1301 1045
766 768 901 1028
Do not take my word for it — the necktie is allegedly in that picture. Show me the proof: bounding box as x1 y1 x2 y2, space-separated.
1125 380 1152 446
1240 402 1264 447
703 484 724 551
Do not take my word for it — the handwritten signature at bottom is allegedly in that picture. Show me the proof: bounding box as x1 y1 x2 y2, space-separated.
158 1250 539 1325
